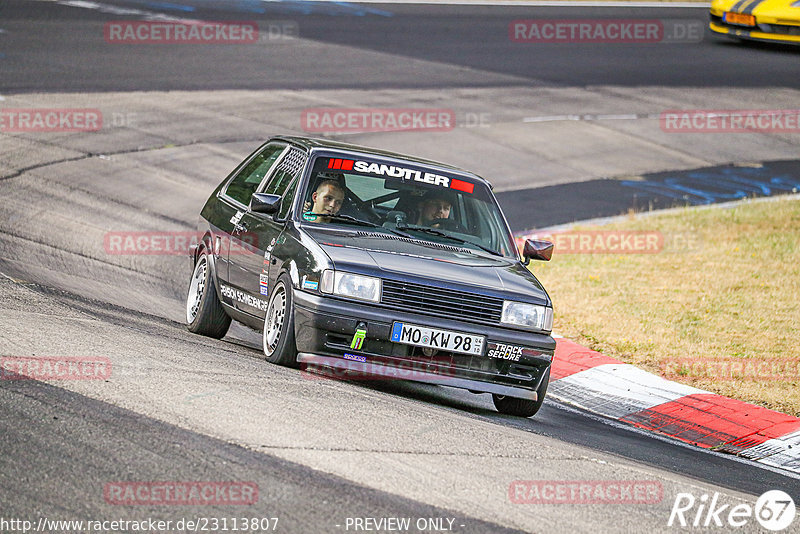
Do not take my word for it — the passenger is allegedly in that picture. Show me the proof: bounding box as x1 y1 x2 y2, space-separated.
416 190 453 227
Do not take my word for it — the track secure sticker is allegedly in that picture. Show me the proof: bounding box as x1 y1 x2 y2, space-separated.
485 342 544 362
302 279 319 291
220 284 268 311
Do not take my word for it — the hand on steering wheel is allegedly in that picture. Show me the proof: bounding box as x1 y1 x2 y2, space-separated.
429 218 462 231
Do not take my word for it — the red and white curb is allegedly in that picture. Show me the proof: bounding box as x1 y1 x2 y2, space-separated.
548 336 800 474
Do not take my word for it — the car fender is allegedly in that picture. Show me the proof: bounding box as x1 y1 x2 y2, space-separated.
193 232 225 303
285 259 300 287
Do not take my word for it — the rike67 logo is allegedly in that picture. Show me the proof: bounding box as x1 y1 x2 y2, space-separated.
668 490 795 531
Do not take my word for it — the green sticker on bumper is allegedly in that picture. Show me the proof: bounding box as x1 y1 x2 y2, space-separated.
350 328 366 350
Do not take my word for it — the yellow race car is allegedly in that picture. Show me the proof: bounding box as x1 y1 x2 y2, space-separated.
710 0 800 43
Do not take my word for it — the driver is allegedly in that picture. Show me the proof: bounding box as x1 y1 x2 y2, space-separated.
416 190 453 227
305 178 345 223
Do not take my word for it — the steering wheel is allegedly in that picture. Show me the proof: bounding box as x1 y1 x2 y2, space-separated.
429 218 464 232
343 190 380 223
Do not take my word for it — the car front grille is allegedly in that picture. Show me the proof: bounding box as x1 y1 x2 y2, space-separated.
758 23 800 36
381 279 504 325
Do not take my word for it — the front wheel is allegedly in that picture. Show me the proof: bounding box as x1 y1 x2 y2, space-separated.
492 367 550 418
262 275 298 366
186 249 231 339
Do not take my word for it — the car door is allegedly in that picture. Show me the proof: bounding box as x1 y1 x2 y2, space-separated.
215 142 287 307
228 145 308 316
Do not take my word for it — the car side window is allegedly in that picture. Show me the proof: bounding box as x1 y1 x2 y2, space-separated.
262 146 308 219
276 177 300 219
263 169 294 197
223 143 285 206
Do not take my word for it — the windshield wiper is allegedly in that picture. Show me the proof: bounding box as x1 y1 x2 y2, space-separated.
400 225 503 257
310 213 414 239
320 213 381 227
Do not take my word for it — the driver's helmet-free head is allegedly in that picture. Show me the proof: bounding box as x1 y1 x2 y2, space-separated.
316 172 346 188
309 172 346 205
419 189 453 213
419 188 454 206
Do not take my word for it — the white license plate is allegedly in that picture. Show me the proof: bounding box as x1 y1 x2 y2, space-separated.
390 322 484 355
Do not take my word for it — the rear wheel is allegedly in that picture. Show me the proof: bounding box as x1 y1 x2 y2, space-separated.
186 249 231 339
262 275 298 366
492 367 550 418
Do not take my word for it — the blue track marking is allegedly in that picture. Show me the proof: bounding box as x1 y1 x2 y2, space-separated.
260 0 393 17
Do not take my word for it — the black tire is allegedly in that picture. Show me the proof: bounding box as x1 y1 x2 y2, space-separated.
492 367 550 418
262 275 298 367
186 248 231 339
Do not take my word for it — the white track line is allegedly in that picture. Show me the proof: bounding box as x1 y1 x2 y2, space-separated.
46 0 198 22
523 112 660 123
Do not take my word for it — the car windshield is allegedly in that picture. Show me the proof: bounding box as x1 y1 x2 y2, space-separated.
299 155 518 259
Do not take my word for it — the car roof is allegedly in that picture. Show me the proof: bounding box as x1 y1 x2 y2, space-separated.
271 135 493 189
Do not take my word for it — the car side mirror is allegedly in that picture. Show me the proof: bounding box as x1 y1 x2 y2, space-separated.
523 239 553 264
250 193 282 215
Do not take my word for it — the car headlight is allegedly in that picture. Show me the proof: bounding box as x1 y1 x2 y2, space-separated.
501 301 553 331
320 270 381 303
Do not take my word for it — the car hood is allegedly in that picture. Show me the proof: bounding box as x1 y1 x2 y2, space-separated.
304 227 549 304
713 0 794 13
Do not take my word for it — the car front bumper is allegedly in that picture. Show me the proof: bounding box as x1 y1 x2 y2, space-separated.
710 13 800 44
293 289 554 400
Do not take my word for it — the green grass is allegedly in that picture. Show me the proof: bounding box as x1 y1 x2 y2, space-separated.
530 196 800 416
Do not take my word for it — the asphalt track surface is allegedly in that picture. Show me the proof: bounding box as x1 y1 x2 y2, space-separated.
1 0 800 92
498 159 800 230
2 0 800 532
